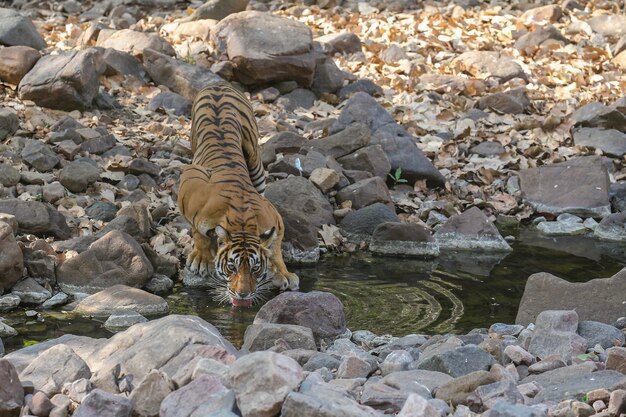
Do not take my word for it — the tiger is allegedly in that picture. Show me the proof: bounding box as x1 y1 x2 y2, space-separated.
177 82 299 307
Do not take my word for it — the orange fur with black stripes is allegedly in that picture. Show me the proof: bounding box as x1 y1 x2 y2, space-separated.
178 82 299 305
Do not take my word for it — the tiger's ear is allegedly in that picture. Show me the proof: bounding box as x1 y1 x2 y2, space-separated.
260 227 277 249
215 225 231 246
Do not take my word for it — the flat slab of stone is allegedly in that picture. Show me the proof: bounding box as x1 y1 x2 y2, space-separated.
516 268 626 325
522 362 626 402
434 207 511 251
75 285 169 317
573 127 626 158
519 156 611 218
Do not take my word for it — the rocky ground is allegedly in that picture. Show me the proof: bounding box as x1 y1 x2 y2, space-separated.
0 0 626 416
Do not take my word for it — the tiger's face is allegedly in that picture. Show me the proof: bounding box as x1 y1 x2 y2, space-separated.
212 225 276 307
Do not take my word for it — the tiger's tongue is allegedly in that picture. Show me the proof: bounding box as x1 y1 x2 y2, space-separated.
232 298 252 307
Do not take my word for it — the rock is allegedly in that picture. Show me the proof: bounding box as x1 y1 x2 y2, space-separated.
519 156 611 218
483 401 547 417
522 362 626 402
21 140 59 172
435 370 498 406
381 44 409 63
476 379 524 409
339 202 400 235
269 151 326 177
73 389 132 417
85 201 117 222
0 222 23 293
19 344 91 397
75 285 168 317
97 29 175 58
212 11 316 86
10 278 50 304
254 291 346 344
520 5 562 22
609 390 626 416
276 88 316 111
104 310 148 332
316 32 362 55
88 315 237 391
144 274 174 294
59 160 101 193
102 48 147 81
470 141 505 156
381 370 452 393
229 351 303 417
261 131 307 165
169 19 218 42
26 391 52 417
577 321 625 349
142 48 222 101
515 25 568 53
338 79 383 99
18 48 105 111
62 378 92 404
0 109 19 140
308 123 371 159
503 345 535 366
336 177 394 211
148 91 191 116
607 347 626 374
478 88 530 114
0 359 23 417
337 355 372 379
311 55 349 95
528 310 587 362
434 207 511 251
243 323 316 352
309 167 340 192
361 381 412 412
615 50 626 69
398 393 440 417
0 294 20 312
573 128 626 158
452 51 526 83
0 321 17 337
127 369 174 417
337 144 391 179
571 102 626 131
57 231 154 294
282 382 379 417
489 323 524 337
0 213 18 233
331 93 445 187
184 0 248 21
587 14 626 38
594 212 626 242
160 375 234 416
417 345 496 377
379 350 413 376
41 292 70 309
265 176 335 227
516 268 626 325
370 222 439 258
536 219 588 236
0 8 46 50
0 46 40 85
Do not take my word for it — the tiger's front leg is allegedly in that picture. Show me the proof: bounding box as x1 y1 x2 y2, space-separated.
269 238 299 291
187 228 216 277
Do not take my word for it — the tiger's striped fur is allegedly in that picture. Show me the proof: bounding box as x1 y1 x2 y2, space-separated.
178 82 299 305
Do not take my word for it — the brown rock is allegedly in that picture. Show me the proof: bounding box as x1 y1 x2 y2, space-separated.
0 359 24 417
0 46 40 85
0 222 23 293
97 29 175 58
212 11 316 86
129 369 175 417
316 32 362 55
434 370 497 406
607 347 626 375
520 5 562 23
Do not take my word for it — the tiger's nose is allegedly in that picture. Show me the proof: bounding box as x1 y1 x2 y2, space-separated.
235 291 251 299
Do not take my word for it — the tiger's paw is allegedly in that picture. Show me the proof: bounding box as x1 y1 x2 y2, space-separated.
186 248 214 277
272 272 299 292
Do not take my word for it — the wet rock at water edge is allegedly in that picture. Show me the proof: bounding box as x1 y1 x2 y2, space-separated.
254 291 347 344
212 11 316 86
339 202 400 236
75 285 168 317
369 222 439 258
434 207 511 251
594 212 626 242
516 268 626 325
519 156 611 218
18 48 106 111
10 278 51 304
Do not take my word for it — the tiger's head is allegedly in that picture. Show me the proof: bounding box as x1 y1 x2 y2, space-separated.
211 225 277 307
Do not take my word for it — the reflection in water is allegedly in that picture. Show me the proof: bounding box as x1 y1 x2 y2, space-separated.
3 233 626 352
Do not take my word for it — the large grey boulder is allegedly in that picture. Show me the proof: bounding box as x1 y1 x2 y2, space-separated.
254 291 346 344
88 315 237 392
331 93 444 187
0 8 46 50
516 268 626 325
142 48 222 101
578 320 625 349
229 351 303 417
19 48 106 111
0 199 71 239
75 285 169 317
519 156 611 218
265 176 335 227
212 11 316 86
434 207 511 251
56 230 154 294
